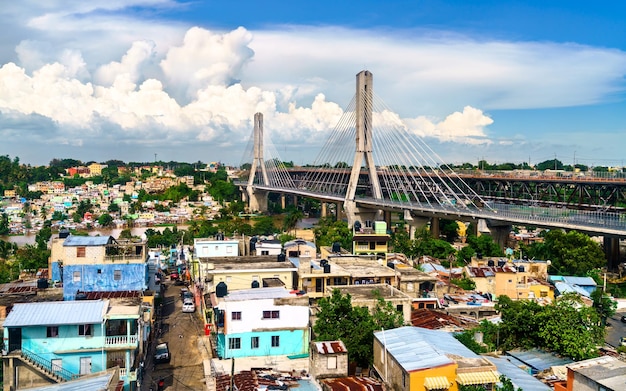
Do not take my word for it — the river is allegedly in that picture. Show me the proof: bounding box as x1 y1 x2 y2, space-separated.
1 225 189 246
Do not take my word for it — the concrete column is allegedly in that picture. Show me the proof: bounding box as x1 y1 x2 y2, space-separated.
384 211 392 230
430 218 440 239
604 236 622 271
486 221 512 250
281 194 286 210
406 216 430 240
321 202 327 218
293 195 298 207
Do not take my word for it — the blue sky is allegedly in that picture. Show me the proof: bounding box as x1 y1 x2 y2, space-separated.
0 0 625 168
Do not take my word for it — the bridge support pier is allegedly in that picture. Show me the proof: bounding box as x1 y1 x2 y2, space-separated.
281 194 286 210
485 220 512 250
247 188 268 213
404 213 431 240
604 236 622 271
321 202 327 218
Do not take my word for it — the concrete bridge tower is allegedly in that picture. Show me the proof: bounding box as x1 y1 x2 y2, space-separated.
245 112 269 212
344 70 383 226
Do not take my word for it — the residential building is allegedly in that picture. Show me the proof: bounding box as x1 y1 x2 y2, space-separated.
212 287 309 359
254 239 282 256
194 238 240 258
283 239 316 259
88 163 107 176
49 234 148 300
201 256 297 293
324 284 413 325
2 299 143 390
309 341 348 379
393 263 438 298
352 221 390 257
373 326 500 391
553 356 626 391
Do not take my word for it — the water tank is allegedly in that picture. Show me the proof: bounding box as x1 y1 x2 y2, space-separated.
59 229 70 239
476 252 483 259
320 259 328 266
37 278 48 289
323 264 331 273
216 282 228 297
487 260 495 267
497 260 506 267
277 253 286 262
518 265 525 272
387 262 395 269
251 280 260 288
332 242 341 253
354 221 362 231
250 236 258 252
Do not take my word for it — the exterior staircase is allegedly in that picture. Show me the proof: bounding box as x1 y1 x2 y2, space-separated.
18 349 79 382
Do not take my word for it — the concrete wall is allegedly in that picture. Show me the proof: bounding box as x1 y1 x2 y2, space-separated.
211 269 294 292
62 263 147 300
216 329 309 359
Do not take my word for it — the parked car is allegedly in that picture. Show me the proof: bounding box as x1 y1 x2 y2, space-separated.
181 288 193 301
620 315 626 323
182 299 195 313
621 336 626 347
154 342 171 364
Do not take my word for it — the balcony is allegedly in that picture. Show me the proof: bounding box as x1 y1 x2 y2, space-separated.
105 335 138 347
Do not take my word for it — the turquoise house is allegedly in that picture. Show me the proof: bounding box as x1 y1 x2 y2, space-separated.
2 300 142 390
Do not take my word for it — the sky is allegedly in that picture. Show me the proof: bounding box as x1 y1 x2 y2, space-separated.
0 0 625 168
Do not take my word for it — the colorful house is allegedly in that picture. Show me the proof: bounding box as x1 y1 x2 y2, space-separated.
2 299 142 390
212 287 309 359
373 326 499 391
48 234 148 300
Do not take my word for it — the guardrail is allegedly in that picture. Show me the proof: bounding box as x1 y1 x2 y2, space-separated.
22 348 79 381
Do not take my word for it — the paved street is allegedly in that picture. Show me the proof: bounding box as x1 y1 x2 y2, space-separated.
141 280 209 390
607 311 626 349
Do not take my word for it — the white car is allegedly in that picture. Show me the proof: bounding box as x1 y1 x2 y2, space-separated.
182 299 195 313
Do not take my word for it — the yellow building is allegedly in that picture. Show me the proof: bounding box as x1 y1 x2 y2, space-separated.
88 162 106 176
3 189 16 198
201 256 297 293
373 327 499 391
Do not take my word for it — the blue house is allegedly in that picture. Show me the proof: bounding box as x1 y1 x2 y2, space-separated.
49 234 149 300
2 299 143 390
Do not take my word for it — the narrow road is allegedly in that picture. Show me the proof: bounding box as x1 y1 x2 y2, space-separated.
141 279 207 390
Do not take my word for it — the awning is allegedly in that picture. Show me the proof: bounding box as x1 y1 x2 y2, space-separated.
456 371 500 385
424 376 451 390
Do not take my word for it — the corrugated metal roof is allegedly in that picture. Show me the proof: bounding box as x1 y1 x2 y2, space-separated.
63 235 112 247
374 326 478 372
4 300 108 327
562 276 597 287
489 356 551 391
505 349 573 372
19 372 114 391
315 341 348 354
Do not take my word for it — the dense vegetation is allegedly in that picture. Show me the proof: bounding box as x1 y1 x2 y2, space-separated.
455 291 615 361
313 289 406 367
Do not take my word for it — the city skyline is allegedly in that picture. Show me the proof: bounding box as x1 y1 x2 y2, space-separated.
0 1 625 168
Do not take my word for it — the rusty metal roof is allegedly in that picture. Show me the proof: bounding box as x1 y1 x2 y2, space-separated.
321 376 384 391
314 340 348 354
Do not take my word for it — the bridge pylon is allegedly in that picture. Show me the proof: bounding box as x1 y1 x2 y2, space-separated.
344 70 384 226
246 112 269 212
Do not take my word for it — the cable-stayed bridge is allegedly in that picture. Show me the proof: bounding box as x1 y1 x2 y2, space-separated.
236 71 626 265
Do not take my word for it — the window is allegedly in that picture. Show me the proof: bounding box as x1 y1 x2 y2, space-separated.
396 304 403 312
47 326 59 338
228 338 241 350
76 247 86 257
97 269 102 274
369 242 376 250
251 337 259 349
261 250 269 255
232 312 242 321
327 356 337 369
271 335 280 347
73 271 81 282
402 372 406 387
113 270 122 281
226 246 233 254
262 311 280 319
79 324 93 336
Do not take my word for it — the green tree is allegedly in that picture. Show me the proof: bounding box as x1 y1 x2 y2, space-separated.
314 218 353 252
97 213 114 228
371 292 406 330
591 288 617 326
252 216 277 235
0 213 8 235
523 230 605 275
313 289 376 367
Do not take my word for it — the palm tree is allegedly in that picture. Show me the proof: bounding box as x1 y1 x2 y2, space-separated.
283 210 304 237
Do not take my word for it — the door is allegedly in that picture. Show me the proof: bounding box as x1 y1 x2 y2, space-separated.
8 328 21 352
79 357 92 375
51 359 62 375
